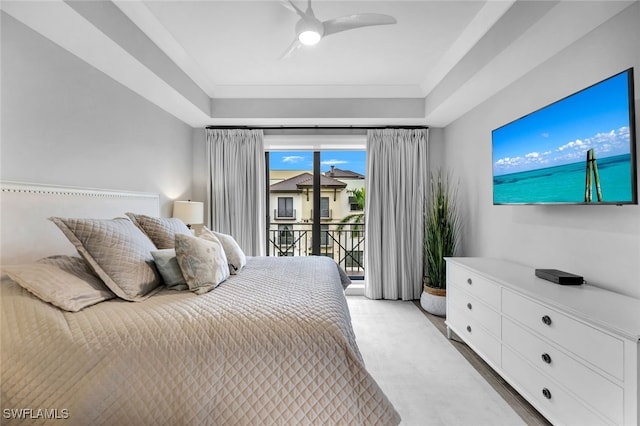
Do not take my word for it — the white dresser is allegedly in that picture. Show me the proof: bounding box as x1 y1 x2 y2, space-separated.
445 257 640 426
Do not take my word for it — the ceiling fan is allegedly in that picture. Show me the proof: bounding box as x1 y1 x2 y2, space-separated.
280 0 397 58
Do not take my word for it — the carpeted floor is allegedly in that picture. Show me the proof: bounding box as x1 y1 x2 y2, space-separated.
347 296 546 426
411 301 552 426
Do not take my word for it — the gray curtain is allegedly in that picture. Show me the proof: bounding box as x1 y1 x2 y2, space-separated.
365 128 429 300
206 129 266 256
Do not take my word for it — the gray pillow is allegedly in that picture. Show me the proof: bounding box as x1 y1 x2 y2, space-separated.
199 227 246 274
3 255 114 312
126 213 191 249
175 233 229 295
151 249 188 291
49 217 162 301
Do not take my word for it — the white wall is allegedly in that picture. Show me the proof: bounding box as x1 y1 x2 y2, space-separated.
428 128 445 172
191 128 208 218
442 3 640 298
1 12 194 216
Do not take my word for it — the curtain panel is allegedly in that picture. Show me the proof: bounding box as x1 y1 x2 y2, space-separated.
365 128 428 300
206 129 266 256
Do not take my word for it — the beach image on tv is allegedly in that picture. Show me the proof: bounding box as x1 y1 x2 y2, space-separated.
492 71 635 204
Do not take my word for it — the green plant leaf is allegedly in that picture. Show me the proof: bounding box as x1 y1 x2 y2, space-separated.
424 169 462 289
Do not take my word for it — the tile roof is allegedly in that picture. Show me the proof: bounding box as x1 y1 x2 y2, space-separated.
324 167 365 179
270 172 347 192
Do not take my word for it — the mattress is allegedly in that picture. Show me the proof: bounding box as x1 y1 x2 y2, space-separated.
1 255 400 425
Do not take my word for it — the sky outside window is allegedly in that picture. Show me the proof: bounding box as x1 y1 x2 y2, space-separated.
269 150 366 175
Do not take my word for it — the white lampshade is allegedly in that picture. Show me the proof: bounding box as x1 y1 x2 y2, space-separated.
172 200 203 226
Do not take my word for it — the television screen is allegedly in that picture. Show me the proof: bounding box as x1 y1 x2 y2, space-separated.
492 68 637 205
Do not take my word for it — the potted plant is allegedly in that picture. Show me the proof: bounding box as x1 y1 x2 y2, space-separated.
421 169 462 316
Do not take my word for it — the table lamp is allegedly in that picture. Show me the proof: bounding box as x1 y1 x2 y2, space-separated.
172 200 204 230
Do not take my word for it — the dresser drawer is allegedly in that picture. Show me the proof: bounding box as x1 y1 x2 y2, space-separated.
502 289 623 380
502 346 608 426
448 285 500 338
447 265 500 309
449 305 501 368
503 317 623 424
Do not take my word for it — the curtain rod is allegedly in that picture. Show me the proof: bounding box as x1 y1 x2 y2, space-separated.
205 125 429 130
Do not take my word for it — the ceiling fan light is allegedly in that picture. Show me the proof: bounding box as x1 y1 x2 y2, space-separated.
298 30 321 46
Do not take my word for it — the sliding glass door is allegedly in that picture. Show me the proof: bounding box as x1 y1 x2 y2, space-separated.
266 149 366 279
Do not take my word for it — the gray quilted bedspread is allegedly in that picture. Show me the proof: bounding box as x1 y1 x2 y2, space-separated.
1 256 400 425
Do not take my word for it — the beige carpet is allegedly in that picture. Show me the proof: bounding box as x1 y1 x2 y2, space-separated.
347 296 526 426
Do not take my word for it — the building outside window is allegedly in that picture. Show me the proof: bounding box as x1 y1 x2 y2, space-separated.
277 197 294 218
320 197 330 218
278 224 294 248
345 250 364 268
320 224 331 246
349 196 362 211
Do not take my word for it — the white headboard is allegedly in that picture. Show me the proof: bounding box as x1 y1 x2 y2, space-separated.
1 181 159 265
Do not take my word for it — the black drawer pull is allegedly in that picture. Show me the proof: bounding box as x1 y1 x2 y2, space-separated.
541 315 552 326
542 388 552 400
466 325 472 333
467 302 472 310
467 278 473 285
541 353 552 364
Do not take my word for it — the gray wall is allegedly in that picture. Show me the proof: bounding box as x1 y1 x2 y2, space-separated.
1 12 194 216
428 128 445 171
442 3 640 298
191 128 208 218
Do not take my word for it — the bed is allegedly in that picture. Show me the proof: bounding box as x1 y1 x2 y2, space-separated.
0 182 400 425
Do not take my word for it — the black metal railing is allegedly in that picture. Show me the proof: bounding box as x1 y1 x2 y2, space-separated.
310 209 333 219
273 208 296 220
268 222 365 278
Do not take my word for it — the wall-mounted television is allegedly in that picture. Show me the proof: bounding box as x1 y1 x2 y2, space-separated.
492 68 637 205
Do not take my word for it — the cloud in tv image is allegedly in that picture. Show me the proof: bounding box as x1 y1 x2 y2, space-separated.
492 70 635 204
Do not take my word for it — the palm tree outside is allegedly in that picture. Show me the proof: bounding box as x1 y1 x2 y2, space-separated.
338 187 365 236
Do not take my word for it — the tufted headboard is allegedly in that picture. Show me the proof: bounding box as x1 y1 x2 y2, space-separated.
0 181 159 264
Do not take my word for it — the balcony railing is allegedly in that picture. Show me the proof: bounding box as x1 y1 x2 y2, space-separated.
274 208 296 220
309 209 332 219
268 222 365 278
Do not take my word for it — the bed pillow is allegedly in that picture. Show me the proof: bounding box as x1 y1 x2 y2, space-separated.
49 217 162 301
150 249 188 291
175 233 229 295
125 213 191 249
198 227 246 274
3 255 115 312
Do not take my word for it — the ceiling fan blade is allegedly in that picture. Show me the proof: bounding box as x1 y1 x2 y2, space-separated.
284 0 308 19
322 13 397 37
280 38 303 59
279 0 298 14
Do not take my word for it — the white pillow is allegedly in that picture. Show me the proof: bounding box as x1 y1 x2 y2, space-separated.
125 213 191 249
175 233 230 295
151 249 188 291
3 255 114 312
198 227 246 274
49 217 162 301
